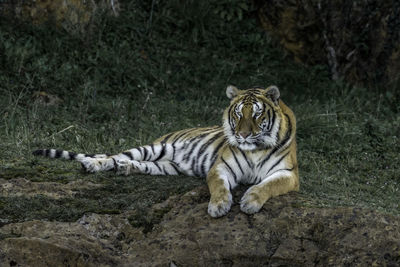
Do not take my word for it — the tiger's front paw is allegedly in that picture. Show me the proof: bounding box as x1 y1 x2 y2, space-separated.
116 159 140 175
240 188 265 215
207 193 233 218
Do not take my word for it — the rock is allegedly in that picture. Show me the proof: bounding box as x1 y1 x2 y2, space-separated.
0 214 138 266
1 185 399 266
0 178 102 199
32 91 62 107
254 0 400 87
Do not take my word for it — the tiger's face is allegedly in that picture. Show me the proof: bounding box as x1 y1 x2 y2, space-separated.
223 85 281 151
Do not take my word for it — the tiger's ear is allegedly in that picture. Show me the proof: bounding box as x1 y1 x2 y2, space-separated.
265 85 280 105
226 85 240 99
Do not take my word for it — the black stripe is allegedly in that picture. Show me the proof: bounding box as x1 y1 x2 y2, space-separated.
197 131 224 158
171 129 194 160
258 113 292 169
185 137 208 162
45 149 50 157
228 104 236 130
265 102 273 109
182 132 212 163
136 148 143 158
262 102 273 128
171 144 176 161
112 158 118 170
191 158 200 177
182 141 199 163
173 129 194 143
169 162 181 175
229 146 244 175
238 147 253 169
55 149 63 158
150 144 155 154
228 105 238 131
161 165 169 175
209 138 227 169
179 128 202 143
274 114 292 150
250 87 263 92
145 165 149 173
142 147 148 161
160 132 175 144
154 143 166 162
196 127 221 137
153 162 162 172
69 151 77 160
257 150 273 170
266 151 290 176
221 156 237 184
200 155 209 177
228 103 235 116
268 110 276 132
226 178 233 191
122 151 133 160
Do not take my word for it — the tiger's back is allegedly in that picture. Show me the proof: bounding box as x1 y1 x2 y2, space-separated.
151 126 227 177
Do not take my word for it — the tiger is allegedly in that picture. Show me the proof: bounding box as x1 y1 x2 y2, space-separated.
33 85 299 217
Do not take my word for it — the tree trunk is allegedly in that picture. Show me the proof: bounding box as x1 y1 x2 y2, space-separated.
254 0 400 87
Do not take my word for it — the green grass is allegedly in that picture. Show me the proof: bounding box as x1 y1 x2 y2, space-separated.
0 0 399 224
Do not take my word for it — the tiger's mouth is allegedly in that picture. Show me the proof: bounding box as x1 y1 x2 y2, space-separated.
235 132 261 143
234 131 276 150
237 138 257 144
235 134 262 150
237 140 253 146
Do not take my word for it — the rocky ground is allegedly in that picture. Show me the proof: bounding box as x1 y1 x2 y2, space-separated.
1 182 399 266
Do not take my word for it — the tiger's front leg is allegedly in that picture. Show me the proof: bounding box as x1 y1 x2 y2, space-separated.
240 170 299 214
206 166 234 218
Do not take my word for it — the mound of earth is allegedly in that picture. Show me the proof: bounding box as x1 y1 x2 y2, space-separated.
1 185 399 266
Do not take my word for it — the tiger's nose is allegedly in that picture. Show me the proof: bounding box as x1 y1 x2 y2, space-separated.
239 131 251 139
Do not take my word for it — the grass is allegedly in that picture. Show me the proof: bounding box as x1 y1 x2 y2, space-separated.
0 0 399 225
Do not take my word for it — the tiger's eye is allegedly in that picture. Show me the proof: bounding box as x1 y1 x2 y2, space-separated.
255 111 262 118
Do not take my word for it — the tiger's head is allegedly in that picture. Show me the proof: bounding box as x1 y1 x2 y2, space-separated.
223 85 282 151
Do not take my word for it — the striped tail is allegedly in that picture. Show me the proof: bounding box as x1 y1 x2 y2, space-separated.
32 149 108 161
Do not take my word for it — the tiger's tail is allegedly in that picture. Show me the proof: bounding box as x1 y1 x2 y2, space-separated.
32 149 108 161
